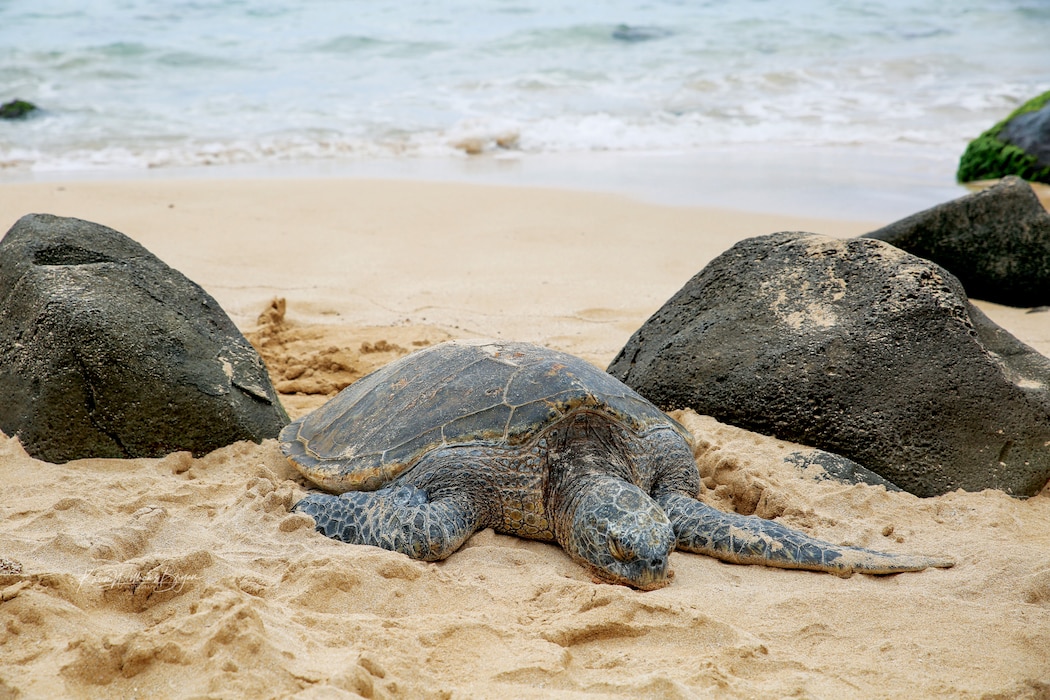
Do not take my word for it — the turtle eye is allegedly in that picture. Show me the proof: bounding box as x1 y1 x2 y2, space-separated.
608 534 634 563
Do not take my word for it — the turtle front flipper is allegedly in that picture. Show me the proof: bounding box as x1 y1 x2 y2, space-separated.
292 485 480 562
656 492 954 576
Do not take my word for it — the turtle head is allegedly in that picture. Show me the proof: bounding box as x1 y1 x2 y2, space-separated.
558 476 675 591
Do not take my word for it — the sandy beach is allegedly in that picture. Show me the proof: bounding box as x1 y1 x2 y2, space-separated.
1 176 1049 698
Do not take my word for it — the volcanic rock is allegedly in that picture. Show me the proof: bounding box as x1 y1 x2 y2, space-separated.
0 213 288 463
864 176 1050 307
608 231 1050 497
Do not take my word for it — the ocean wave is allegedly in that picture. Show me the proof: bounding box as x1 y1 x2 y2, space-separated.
1 0 1048 174
0 105 1013 175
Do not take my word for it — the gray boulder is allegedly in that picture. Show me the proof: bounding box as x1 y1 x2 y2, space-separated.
863 177 1050 308
608 231 1050 498
782 449 901 491
0 213 288 463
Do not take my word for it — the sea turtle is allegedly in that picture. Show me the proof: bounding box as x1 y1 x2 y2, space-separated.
282 340 953 590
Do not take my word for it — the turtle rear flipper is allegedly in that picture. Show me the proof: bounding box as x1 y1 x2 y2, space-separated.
657 492 954 576
293 485 481 561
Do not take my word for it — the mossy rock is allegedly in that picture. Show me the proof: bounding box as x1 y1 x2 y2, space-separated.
957 91 1050 185
0 99 38 120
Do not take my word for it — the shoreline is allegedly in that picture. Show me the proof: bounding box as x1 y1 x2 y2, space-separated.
0 144 976 221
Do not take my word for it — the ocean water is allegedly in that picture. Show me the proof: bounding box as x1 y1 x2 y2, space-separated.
2 1 1049 216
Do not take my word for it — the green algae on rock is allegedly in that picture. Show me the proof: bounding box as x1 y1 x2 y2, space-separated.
957 91 1050 185
0 99 38 119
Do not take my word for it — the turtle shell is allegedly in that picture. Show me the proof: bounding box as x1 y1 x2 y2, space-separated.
280 339 686 493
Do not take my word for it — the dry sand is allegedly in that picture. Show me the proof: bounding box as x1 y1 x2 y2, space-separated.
1 177 1048 699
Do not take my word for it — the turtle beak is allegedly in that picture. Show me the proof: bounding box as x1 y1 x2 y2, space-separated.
589 556 672 590
630 566 673 591
629 550 673 591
